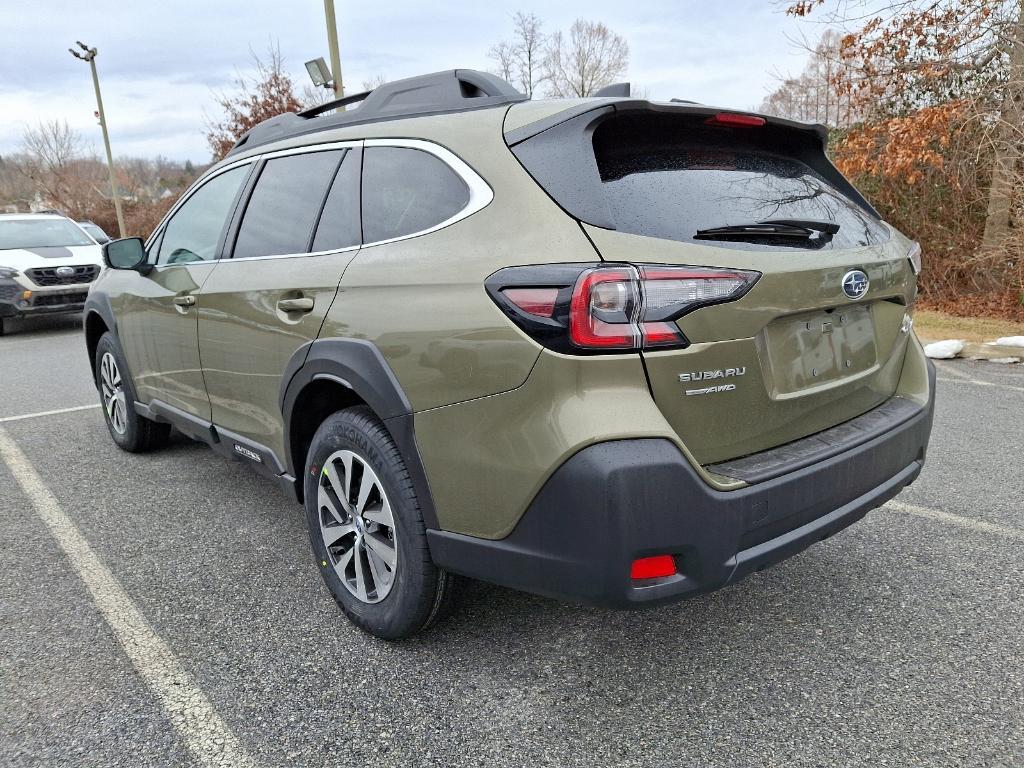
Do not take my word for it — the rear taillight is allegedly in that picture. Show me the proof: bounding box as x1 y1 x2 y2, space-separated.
907 242 922 275
502 287 559 318
487 263 760 354
569 267 640 349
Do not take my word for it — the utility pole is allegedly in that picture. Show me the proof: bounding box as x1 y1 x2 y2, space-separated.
323 0 345 110
69 41 125 238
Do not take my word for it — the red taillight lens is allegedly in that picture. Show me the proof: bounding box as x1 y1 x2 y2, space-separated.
502 287 559 318
569 268 639 349
568 265 757 350
705 112 766 128
631 555 676 580
487 263 760 354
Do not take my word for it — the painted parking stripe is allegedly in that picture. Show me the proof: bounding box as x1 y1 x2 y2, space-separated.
935 362 1024 393
936 375 1024 394
886 500 1024 542
0 403 101 423
0 427 257 768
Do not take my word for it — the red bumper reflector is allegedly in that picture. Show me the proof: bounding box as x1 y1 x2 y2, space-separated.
630 555 676 580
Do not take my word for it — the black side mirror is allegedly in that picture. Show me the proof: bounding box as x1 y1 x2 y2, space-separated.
103 237 152 274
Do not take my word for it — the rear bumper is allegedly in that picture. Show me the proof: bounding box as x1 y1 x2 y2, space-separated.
428 362 935 608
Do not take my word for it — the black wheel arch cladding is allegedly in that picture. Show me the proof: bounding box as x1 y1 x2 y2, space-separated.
280 337 440 530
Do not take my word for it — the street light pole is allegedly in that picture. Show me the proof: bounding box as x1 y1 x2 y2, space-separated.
69 41 125 238
323 0 345 110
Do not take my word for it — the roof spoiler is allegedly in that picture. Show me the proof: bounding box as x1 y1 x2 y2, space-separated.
504 99 829 147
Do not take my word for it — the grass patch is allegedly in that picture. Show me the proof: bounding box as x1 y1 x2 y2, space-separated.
914 309 1024 343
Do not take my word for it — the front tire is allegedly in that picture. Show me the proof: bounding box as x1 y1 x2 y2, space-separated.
94 332 170 452
304 406 458 640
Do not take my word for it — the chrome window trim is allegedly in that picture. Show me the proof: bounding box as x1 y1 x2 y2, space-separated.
147 137 493 268
214 243 362 264
357 138 493 250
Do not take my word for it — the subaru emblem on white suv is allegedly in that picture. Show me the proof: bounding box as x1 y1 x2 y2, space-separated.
56 266 76 277
842 269 869 300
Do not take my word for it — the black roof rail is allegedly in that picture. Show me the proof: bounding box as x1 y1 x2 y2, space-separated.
298 89 373 118
226 69 527 157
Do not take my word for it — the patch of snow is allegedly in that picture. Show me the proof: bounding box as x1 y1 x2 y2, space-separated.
988 357 1021 365
924 339 964 359
991 336 1024 348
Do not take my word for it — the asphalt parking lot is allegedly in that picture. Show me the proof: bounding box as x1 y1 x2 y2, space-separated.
1 315 1022 768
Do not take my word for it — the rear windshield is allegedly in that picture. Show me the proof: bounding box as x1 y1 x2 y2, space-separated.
593 114 888 250
0 218 94 249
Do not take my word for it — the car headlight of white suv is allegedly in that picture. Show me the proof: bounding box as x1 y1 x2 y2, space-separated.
0 266 20 280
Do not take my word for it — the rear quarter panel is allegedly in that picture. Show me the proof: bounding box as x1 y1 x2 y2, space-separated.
320 108 600 411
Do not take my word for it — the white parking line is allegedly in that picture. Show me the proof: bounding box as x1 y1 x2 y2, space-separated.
0 427 257 768
935 362 1024 393
886 500 1024 541
936 376 1024 393
0 404 101 423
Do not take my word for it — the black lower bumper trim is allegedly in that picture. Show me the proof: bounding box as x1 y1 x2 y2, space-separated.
428 365 936 609
0 300 86 318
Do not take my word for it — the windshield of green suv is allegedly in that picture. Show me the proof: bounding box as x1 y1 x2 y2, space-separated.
592 113 890 251
0 218 95 249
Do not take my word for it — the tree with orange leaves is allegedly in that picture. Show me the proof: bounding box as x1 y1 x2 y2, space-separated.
205 46 303 162
788 0 1022 253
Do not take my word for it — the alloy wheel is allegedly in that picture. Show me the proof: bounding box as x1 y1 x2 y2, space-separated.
317 449 399 603
99 351 128 435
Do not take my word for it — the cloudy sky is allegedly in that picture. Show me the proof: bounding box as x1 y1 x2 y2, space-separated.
0 0 829 163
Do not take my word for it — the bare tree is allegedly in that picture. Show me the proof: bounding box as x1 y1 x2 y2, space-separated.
980 0 1024 251
759 30 860 126
299 83 332 109
205 44 302 161
488 12 546 96
17 120 105 212
361 74 387 92
544 19 629 97
0 155 37 212
511 12 545 97
488 40 516 84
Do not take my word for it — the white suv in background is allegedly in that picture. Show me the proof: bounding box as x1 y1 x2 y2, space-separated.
0 213 105 335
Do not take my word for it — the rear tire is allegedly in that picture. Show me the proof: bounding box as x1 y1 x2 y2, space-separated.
94 332 171 452
303 406 459 640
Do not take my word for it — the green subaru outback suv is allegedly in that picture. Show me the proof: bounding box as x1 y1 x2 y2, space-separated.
85 70 934 639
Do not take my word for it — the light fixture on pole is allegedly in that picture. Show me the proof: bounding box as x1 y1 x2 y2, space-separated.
69 41 126 238
304 57 333 89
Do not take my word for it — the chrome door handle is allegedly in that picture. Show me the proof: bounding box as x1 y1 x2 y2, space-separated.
277 297 314 312
173 295 196 307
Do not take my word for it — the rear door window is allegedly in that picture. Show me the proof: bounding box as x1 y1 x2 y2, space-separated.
233 150 344 259
593 114 888 250
361 147 470 243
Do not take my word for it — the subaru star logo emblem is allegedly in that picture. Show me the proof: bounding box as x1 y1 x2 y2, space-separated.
841 269 869 300
56 266 76 277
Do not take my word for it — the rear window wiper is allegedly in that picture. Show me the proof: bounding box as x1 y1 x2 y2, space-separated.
694 219 840 242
